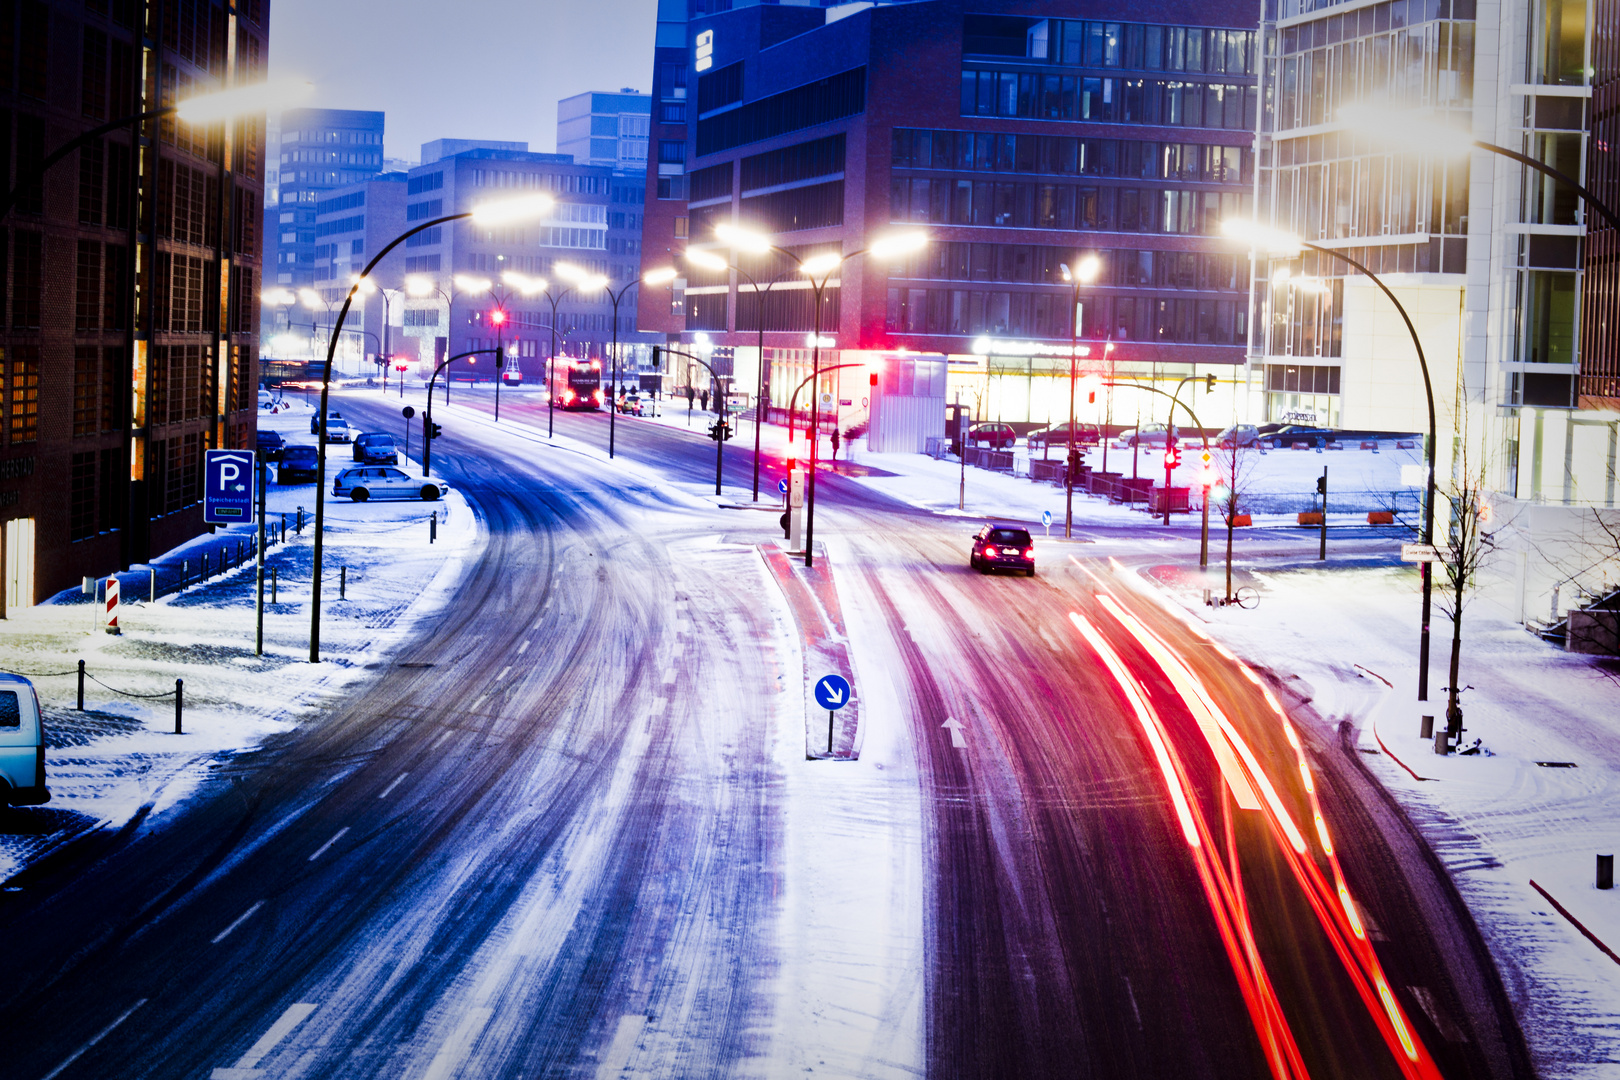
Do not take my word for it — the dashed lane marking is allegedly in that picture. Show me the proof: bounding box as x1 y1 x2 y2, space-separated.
210 1001 317 1078
593 1015 648 1080
429 729 454 749
517 640 530 654
420 1007 493 1080
212 901 264 944
307 827 350 862
378 773 408 799
39 999 148 1080
498 666 512 680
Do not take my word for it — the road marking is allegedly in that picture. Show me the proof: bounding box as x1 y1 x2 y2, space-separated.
498 666 512 680
40 999 148 1080
942 717 967 749
662 667 676 684
593 1014 647 1080
307 827 350 862
211 1001 318 1077
212 901 264 944
517 640 530 654
430 729 454 749
420 1007 493 1080
378 773 408 799
468 694 488 711
674 619 692 634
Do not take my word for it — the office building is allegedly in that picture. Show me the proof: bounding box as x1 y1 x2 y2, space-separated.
421 139 527 163
263 108 384 291
636 0 1260 435
1252 0 1617 617
557 90 652 173
0 0 268 609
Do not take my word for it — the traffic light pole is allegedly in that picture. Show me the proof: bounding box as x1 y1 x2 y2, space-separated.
423 348 497 478
1103 377 1213 568
659 345 730 495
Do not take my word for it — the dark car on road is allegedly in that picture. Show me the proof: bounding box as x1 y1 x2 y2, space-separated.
256 428 285 462
277 445 319 484
968 422 1017 449
352 432 400 465
1263 424 1335 448
970 524 1036 576
1028 422 1100 450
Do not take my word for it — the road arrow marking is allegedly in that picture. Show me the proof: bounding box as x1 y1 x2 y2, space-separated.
942 717 966 749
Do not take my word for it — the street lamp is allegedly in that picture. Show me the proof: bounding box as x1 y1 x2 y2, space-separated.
1339 104 1620 230
1223 216 1439 703
1059 254 1101 539
308 191 554 662
562 265 641 458
351 275 405 392
685 245 792 501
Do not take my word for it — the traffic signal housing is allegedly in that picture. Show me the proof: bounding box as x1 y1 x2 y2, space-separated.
1315 474 1328 495
1165 446 1181 469
428 421 443 440
710 421 733 442
1205 373 1217 393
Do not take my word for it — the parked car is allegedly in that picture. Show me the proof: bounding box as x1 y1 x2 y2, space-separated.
0 673 49 807
311 409 342 434
1121 423 1178 447
1028 422 1100 450
322 417 354 443
277 445 320 484
256 428 286 462
967 422 1017 449
1264 424 1335 448
333 466 448 502
352 432 400 465
1216 424 1261 448
969 524 1036 577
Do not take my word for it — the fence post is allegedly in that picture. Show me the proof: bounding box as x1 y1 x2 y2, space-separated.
149 567 156 603
430 511 437 544
340 566 346 600
77 659 85 711
271 566 278 604
174 678 183 734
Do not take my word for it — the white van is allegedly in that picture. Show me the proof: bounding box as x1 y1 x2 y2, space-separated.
0 673 48 805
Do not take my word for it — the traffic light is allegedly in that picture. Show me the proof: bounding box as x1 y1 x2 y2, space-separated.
651 345 661 370
1165 446 1181 468
1205 373 1217 393
710 421 733 442
1315 474 1327 495
490 309 507 327
869 372 878 387
1088 391 1096 403
429 422 443 440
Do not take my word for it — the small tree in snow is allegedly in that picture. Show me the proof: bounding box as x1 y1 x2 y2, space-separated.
1213 436 1263 605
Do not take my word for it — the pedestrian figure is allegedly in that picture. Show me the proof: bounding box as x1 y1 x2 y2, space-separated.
700 389 710 412
831 428 842 460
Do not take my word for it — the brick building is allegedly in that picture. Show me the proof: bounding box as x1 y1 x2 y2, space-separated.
0 0 268 610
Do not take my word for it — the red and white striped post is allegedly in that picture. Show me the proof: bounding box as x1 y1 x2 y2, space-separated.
105 576 120 635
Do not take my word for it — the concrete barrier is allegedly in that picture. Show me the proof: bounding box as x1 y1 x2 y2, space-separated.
1297 511 1324 526
1367 511 1395 525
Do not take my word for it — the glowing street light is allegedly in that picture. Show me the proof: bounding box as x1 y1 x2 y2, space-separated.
174 76 314 125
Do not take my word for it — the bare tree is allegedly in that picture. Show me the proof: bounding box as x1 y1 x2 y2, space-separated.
1561 508 1620 657
1214 436 1263 605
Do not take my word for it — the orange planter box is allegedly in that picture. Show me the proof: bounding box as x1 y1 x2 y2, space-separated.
1297 512 1324 526
1229 513 1252 527
1367 511 1395 525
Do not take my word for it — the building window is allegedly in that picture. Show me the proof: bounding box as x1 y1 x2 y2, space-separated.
406 199 443 221
674 216 689 239
405 227 442 247
696 67 866 156
407 171 444 195
9 346 40 443
71 452 98 541
658 140 687 164
1519 270 1578 365
12 231 43 329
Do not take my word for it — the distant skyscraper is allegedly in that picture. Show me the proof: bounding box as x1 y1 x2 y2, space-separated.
263 109 386 292
557 90 652 173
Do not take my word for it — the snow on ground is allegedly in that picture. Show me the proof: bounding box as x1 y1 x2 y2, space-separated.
0 392 480 881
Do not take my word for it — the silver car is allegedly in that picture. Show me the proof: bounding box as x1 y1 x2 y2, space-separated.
333 466 448 502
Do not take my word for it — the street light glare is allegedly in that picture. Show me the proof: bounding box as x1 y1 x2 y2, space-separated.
715 222 772 253
468 192 555 226
1075 254 1101 283
454 275 492 294
349 275 376 295
298 288 323 309
502 270 547 295
1220 218 1305 256
643 266 679 286
174 76 314 125
1337 103 1475 157
869 230 930 260
799 252 844 277
554 262 588 283
405 276 436 297
260 288 296 306
684 248 730 272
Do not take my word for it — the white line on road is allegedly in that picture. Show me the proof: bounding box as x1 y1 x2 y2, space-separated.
498 666 512 680
593 1015 647 1080
420 1007 493 1080
468 694 488 712
307 827 350 862
662 667 676 685
517 640 530 654
430 729 454 749
942 717 967 749
378 773 408 799
212 901 264 944
40 998 148 1080
212 1001 318 1077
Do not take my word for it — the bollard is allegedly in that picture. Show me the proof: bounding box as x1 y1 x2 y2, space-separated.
1433 729 1450 755
1600 854 1615 890
77 659 85 711
297 507 305 534
149 567 156 602
236 540 243 566
280 512 286 542
271 566 278 604
182 559 188 584
340 566 346 600
174 678 183 734
1420 715 1434 739
430 510 437 543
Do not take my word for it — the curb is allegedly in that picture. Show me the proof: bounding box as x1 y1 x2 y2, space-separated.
1529 879 1620 967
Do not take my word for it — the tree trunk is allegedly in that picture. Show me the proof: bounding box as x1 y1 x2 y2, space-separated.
1447 574 1465 736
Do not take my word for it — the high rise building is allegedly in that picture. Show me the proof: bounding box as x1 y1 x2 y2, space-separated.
421 139 527 163
637 1 1260 432
263 108 384 292
0 0 269 608
557 90 652 172
1253 0 1616 615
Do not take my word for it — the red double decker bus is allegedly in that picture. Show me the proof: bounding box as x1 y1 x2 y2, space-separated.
557 359 603 410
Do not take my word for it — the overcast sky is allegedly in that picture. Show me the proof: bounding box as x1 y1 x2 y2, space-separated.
268 0 660 162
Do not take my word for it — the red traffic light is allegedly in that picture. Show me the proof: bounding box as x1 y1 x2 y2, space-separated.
1165 448 1181 468
787 456 798 471
490 309 507 326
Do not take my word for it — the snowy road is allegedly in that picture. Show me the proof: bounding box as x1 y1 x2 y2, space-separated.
1 392 1531 1080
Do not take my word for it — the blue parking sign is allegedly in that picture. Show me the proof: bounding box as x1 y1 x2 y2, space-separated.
204 449 256 523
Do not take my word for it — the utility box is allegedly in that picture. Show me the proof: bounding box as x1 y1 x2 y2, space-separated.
788 469 805 508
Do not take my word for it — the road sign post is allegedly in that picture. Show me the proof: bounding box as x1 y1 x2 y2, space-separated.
1041 509 1052 537
814 674 851 757
203 449 256 525
1401 543 1442 563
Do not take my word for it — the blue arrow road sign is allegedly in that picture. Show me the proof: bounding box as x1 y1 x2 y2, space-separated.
814 674 851 711
204 449 256 524
1041 510 1052 526
778 478 789 495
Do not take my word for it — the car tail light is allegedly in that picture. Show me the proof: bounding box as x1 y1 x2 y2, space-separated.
984 545 998 558
1023 547 1035 559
